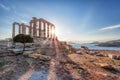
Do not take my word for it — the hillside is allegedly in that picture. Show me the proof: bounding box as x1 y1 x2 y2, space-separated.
96 39 120 47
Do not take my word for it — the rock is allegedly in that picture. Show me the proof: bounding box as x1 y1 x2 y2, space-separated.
108 54 119 60
89 51 98 55
81 46 89 50
96 53 106 57
97 63 114 70
23 51 33 56
76 50 82 54
40 55 51 61
114 55 120 60
43 55 51 60
116 55 120 60
28 54 42 59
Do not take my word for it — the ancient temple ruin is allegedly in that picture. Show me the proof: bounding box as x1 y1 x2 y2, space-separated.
12 17 56 39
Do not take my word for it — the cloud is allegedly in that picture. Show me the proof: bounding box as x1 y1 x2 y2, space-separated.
0 3 10 11
100 24 120 31
21 20 27 24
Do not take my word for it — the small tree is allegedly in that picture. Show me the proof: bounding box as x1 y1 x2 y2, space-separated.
13 34 33 54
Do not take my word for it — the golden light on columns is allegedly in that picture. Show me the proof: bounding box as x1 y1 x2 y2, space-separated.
12 17 56 39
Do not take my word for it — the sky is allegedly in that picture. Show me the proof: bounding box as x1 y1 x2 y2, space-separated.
0 0 120 42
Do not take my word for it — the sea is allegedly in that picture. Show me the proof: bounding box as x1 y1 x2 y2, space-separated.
69 43 120 51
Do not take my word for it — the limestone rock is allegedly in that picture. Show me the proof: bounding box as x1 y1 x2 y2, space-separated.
23 51 34 56
28 54 42 59
96 63 114 70
76 50 82 54
107 54 120 60
96 53 107 57
81 46 89 50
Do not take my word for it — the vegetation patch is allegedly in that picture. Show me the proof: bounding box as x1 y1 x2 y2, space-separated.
0 61 5 68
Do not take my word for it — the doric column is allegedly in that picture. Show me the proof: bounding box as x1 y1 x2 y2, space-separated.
21 24 23 34
39 20 41 37
51 26 53 39
50 25 52 38
52 26 55 39
33 17 37 37
43 21 46 38
24 25 26 35
19 25 21 34
29 21 32 36
12 23 15 38
21 23 26 35
47 23 49 38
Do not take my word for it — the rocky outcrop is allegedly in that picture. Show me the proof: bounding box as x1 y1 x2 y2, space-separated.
23 51 51 61
81 46 89 50
108 54 120 60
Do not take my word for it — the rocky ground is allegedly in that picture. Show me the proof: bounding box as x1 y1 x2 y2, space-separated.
0 39 120 80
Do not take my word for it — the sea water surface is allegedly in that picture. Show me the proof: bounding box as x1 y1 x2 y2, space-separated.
70 43 120 50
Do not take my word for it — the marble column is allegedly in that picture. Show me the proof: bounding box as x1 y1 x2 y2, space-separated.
50 25 52 38
39 20 41 37
51 26 53 39
21 23 25 35
47 23 49 38
24 25 26 35
33 21 37 37
19 26 21 34
43 22 46 38
31 17 37 37
52 26 55 39
12 23 15 38
29 21 32 36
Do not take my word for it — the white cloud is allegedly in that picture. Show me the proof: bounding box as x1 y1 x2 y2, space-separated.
21 20 27 24
0 3 10 11
100 24 120 31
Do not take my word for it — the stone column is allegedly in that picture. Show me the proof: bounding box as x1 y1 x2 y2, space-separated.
39 20 41 37
43 22 46 38
49 25 52 39
47 23 49 38
52 26 55 39
24 25 26 35
29 21 32 36
19 25 21 34
21 23 25 35
21 24 23 34
12 23 15 38
33 17 37 37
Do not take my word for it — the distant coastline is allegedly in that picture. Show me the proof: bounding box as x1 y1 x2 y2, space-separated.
68 42 120 51
95 39 120 47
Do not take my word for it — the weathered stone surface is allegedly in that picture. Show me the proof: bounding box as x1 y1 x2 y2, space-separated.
28 53 42 59
76 50 83 54
107 54 120 60
96 63 114 70
23 51 34 56
116 55 120 60
81 46 89 50
96 53 107 57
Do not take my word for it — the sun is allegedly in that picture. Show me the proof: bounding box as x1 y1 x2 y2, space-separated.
51 29 59 37
52 29 55 34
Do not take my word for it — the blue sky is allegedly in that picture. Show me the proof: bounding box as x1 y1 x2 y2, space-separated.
0 0 120 42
